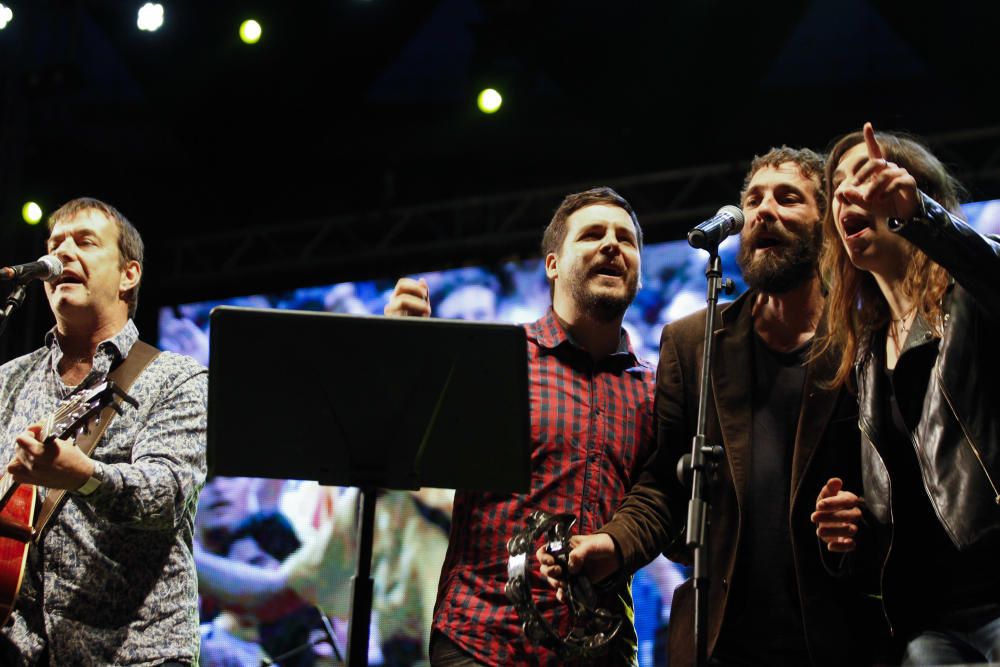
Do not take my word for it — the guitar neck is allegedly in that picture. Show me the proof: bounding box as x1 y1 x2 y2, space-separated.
0 411 59 504
0 385 111 507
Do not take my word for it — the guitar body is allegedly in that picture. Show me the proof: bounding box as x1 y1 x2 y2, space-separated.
0 483 36 624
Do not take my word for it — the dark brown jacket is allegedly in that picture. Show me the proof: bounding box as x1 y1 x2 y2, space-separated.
600 290 880 667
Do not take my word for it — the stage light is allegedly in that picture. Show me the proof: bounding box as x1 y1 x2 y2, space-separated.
22 202 43 226
240 19 262 44
477 88 502 114
137 3 164 32
0 4 13 30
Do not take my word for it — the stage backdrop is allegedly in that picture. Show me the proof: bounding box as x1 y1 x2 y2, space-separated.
165 199 1000 667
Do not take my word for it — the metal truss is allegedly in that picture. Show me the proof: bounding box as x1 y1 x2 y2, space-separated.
158 125 1000 298
159 161 751 299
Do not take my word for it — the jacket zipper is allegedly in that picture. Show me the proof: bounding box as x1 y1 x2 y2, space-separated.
936 367 1000 504
858 417 895 638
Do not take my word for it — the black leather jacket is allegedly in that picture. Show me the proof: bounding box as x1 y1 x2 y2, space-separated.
858 192 1000 553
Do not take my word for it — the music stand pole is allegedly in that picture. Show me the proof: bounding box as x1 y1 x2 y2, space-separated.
684 250 731 667
346 485 378 667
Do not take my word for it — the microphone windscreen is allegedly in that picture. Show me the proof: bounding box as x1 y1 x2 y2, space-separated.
716 204 745 232
38 255 64 280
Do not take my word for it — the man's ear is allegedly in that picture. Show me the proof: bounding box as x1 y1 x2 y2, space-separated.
544 252 558 282
119 260 141 297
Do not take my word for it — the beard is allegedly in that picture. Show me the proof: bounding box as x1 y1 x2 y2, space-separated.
568 265 639 322
737 221 821 294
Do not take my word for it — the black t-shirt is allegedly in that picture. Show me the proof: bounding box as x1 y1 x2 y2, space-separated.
714 332 811 666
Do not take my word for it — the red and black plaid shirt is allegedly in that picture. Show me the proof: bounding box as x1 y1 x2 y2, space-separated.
432 310 656 666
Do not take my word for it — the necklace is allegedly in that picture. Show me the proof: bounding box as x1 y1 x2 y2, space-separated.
890 304 916 324
888 307 916 358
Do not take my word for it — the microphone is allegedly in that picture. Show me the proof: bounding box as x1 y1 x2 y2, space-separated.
687 205 745 250
0 255 64 283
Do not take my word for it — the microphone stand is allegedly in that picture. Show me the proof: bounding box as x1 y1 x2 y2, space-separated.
682 245 732 667
0 282 29 338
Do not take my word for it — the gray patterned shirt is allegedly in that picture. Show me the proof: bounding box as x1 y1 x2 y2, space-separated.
0 320 207 666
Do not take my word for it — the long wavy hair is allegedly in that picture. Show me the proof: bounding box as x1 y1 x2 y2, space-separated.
816 130 964 389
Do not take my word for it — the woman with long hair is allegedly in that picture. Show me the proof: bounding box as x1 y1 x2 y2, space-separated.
810 122 1000 664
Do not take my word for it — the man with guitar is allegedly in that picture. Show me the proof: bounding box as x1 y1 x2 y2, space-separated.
0 198 207 665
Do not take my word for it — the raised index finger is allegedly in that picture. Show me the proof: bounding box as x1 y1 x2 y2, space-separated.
863 122 884 161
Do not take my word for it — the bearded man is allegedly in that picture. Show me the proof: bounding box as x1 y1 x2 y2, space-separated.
540 149 882 667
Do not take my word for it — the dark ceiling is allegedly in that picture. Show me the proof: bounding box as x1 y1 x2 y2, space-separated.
2 0 999 318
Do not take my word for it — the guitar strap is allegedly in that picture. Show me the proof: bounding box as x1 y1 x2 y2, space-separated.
33 340 161 542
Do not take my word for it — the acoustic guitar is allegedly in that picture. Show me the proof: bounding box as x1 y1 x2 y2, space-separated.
0 380 124 624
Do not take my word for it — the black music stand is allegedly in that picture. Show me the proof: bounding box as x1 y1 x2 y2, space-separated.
207 306 531 667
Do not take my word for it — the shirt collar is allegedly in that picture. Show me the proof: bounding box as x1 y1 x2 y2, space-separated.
528 308 641 367
46 319 139 376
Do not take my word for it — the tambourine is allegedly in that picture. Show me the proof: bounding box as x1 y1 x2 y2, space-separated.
504 510 623 660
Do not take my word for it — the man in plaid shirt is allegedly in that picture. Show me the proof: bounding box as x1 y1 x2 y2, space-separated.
385 186 656 665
